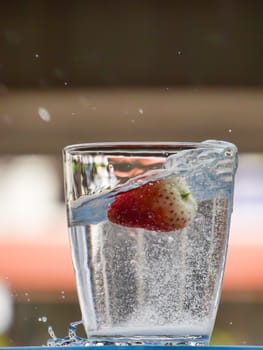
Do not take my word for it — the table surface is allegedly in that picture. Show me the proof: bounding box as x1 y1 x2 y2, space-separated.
1 346 263 349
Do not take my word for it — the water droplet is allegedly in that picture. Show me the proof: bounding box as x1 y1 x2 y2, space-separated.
48 325 56 339
38 316 48 322
138 108 144 114
38 107 51 122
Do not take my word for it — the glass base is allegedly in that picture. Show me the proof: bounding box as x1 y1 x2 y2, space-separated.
88 335 209 346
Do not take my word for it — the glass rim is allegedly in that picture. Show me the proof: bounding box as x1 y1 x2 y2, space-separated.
63 140 236 155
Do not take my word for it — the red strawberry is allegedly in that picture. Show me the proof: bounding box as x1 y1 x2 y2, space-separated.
107 176 197 232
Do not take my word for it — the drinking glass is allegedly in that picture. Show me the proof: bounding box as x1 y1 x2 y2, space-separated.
63 140 238 346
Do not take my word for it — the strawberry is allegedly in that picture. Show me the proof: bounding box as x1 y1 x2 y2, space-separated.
107 176 197 232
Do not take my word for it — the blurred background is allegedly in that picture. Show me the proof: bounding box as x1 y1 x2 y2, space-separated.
1 0 263 346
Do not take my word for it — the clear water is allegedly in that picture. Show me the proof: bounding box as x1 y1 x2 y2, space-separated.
67 144 237 345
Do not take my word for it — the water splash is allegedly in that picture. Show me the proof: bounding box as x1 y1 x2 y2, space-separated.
47 321 89 347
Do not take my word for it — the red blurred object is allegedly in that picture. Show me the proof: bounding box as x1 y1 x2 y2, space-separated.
0 242 75 293
223 244 263 292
